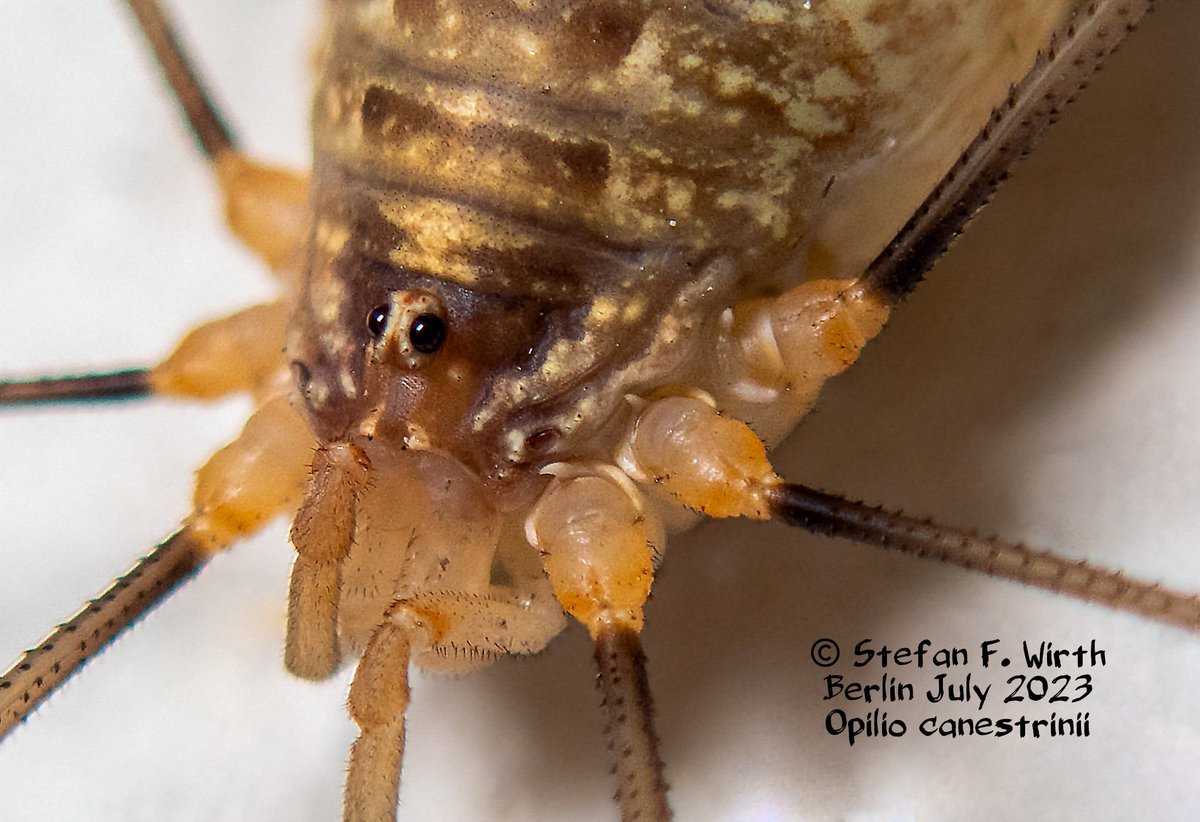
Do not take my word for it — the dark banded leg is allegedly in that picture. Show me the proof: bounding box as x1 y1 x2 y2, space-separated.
0 0 312 777
767 483 1200 633
594 623 672 822
1 2 301 407
857 0 1154 305
528 469 673 821
3 387 312 736
0 370 152 406
121 0 237 162
0 529 208 740
616 395 1200 633
123 0 308 275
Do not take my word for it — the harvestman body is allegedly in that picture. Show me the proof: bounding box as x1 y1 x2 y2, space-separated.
2 1 1200 820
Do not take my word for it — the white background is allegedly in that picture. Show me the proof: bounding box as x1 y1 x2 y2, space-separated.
2 2 1199 820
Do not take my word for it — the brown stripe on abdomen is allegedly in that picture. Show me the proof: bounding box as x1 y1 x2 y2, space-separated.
393 0 647 78
358 83 612 198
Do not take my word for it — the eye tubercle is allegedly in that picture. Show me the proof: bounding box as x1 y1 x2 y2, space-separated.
367 290 448 369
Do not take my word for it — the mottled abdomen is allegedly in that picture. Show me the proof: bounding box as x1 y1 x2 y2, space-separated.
315 1 1072 269
292 0 1073 476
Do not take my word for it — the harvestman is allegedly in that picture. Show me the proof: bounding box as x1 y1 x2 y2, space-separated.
2 1 1200 820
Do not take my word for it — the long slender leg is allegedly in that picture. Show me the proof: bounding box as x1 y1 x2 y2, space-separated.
859 0 1154 304
528 468 672 821
593 623 670 822
711 3 1156 445
121 0 236 162
2 1 307 408
2 0 315 771
0 370 152 406
1 299 295 408
122 0 309 272
0 530 207 740
766 483 1200 632
1 390 314 736
0 299 290 408
618 395 1200 633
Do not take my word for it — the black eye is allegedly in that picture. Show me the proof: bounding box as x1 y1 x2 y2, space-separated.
408 313 446 354
367 304 390 338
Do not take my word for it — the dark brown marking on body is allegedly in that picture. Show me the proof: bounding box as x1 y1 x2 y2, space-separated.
311 179 413 264
352 198 413 262
499 128 612 194
324 159 652 260
465 242 609 301
814 22 880 156
362 85 441 143
562 3 646 71
392 0 438 29
357 81 612 196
